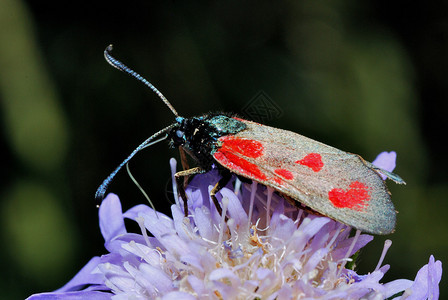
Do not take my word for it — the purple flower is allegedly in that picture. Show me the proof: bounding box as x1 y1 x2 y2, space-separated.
27 153 442 299
372 151 397 173
372 151 397 180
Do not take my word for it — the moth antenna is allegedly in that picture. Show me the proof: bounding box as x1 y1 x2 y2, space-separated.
95 124 176 202
104 44 179 117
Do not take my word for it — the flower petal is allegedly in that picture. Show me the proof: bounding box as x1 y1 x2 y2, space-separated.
29 159 441 299
99 194 126 244
332 234 373 260
372 151 397 172
402 255 442 300
26 291 112 300
171 204 194 242
54 256 103 292
139 263 173 294
162 291 196 300
193 206 216 241
219 186 248 225
187 275 205 295
383 279 413 298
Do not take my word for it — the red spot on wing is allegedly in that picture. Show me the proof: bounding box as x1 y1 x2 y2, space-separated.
218 136 264 158
296 153 324 172
214 139 267 181
274 168 294 180
273 177 283 185
328 181 371 211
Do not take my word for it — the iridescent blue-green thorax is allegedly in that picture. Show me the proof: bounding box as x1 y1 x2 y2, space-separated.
168 114 247 170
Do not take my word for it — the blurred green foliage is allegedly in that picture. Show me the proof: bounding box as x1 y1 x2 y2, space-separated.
0 0 446 298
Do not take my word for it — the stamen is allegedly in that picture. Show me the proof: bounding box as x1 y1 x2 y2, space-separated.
234 178 242 195
126 163 159 219
338 229 361 277
136 216 151 247
170 158 180 207
247 181 258 226
295 209 304 226
227 218 237 251
374 239 392 271
326 223 345 250
217 196 229 256
266 187 274 228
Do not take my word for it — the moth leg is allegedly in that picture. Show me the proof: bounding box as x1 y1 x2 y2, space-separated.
210 171 232 218
178 147 190 187
175 167 205 217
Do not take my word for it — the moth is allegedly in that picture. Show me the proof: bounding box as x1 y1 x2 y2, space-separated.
96 45 405 235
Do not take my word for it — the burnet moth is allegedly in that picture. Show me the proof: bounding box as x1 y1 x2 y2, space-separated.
96 45 405 235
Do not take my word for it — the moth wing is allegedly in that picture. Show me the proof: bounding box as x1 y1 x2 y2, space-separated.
213 118 396 234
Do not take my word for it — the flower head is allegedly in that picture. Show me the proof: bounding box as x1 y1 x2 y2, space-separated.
28 153 442 299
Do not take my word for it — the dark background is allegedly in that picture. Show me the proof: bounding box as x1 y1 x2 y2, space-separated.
0 1 446 298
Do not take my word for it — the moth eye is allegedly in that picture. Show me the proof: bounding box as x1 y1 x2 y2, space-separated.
176 130 184 138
